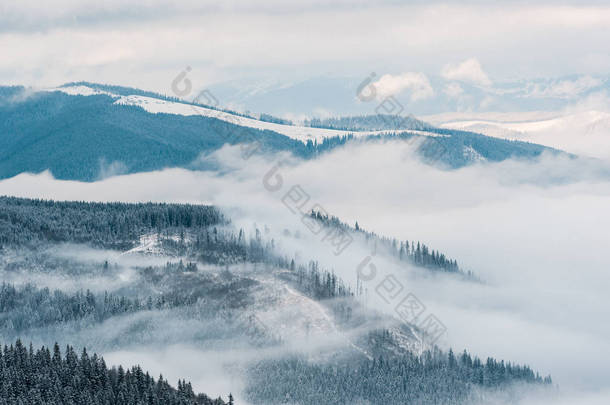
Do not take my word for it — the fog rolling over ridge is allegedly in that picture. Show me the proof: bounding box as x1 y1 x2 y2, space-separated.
0 193 552 404
1 139 610 403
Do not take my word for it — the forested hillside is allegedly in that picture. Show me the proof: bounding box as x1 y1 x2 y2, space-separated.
312 211 468 275
0 197 224 249
248 348 551 405
304 114 431 131
0 339 229 404
0 197 553 404
0 85 559 181
0 196 467 276
0 90 311 181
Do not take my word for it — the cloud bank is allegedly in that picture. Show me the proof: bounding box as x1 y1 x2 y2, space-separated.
1 2 609 94
2 140 610 403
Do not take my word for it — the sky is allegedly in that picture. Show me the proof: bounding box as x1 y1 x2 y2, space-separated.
1 0 610 98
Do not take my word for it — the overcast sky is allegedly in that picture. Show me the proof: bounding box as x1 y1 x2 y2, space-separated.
1 1 610 95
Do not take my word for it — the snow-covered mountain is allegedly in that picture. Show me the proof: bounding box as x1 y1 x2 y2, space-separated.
0 82 557 181
45 84 418 143
425 110 610 159
207 74 610 117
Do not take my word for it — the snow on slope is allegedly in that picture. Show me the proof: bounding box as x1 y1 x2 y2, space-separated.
44 85 119 98
462 145 486 163
113 94 393 143
118 234 422 357
252 274 338 340
425 111 610 159
46 84 444 143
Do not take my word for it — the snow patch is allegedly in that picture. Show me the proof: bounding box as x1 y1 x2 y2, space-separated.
44 85 119 98
113 94 391 143
429 110 610 159
120 234 163 256
462 145 486 163
251 275 337 340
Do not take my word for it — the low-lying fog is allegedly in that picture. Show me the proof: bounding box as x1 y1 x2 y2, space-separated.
2 139 609 403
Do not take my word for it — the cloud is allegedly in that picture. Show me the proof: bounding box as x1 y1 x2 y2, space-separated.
371 72 434 102
443 82 464 99
2 3 610 94
97 159 128 180
527 75 604 99
441 58 492 86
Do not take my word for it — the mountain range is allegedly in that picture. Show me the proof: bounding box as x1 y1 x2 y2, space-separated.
0 83 558 181
207 74 609 117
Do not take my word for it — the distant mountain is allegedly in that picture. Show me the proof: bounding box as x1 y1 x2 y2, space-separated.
425 110 610 160
207 74 609 117
0 83 559 181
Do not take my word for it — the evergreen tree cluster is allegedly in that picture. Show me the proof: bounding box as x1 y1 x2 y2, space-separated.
304 114 431 131
311 211 464 274
0 197 325 281
258 113 293 125
360 130 552 168
398 240 460 272
246 348 551 405
0 283 197 333
293 260 351 300
0 339 229 405
0 196 224 249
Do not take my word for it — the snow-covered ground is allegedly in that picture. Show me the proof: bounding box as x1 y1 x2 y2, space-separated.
42 84 610 158
120 234 164 256
45 84 443 143
462 145 486 162
425 111 610 159
251 274 338 340
114 94 393 143
43 85 119 98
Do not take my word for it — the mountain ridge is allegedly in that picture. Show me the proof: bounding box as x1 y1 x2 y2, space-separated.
0 83 561 181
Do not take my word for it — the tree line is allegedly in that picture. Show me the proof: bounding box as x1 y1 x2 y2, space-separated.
0 339 231 405
0 283 198 333
0 196 224 249
246 345 551 405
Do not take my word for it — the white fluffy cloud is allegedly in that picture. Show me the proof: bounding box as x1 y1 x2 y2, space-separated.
370 72 434 101
441 58 492 86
